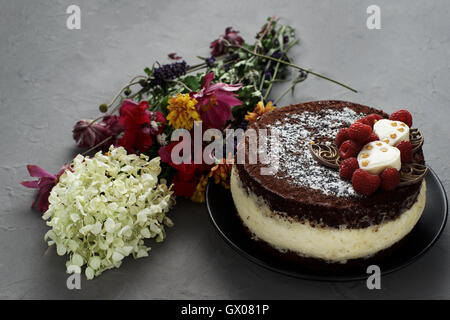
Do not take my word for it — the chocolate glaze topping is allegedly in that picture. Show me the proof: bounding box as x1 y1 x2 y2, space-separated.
235 101 425 229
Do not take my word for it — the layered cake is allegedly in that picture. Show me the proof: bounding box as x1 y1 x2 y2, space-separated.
231 101 426 265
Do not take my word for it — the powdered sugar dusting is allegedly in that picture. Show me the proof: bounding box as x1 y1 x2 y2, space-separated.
266 107 364 197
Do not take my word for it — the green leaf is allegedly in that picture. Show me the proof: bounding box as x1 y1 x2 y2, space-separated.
161 96 170 111
181 75 201 91
251 90 262 97
144 67 152 76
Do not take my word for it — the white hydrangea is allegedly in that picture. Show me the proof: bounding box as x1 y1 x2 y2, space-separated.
43 146 174 279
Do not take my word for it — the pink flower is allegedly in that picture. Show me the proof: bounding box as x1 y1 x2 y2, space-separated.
210 27 244 56
73 115 122 150
73 120 111 149
192 72 242 129
20 164 70 214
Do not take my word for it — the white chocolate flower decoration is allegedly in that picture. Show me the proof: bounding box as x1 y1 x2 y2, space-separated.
357 141 401 175
373 119 409 146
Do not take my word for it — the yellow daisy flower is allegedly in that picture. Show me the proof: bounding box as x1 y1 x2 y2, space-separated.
245 101 276 125
166 93 200 130
209 155 234 189
190 174 209 203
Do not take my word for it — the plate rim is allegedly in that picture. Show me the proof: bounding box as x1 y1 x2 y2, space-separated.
206 167 448 282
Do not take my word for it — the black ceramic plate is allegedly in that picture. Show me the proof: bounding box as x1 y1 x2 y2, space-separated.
206 167 448 281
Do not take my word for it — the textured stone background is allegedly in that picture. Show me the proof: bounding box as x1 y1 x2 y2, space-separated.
0 0 449 299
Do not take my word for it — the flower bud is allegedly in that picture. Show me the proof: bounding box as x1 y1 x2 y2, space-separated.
99 103 108 113
124 88 132 96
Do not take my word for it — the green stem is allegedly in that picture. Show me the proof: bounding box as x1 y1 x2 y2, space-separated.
107 86 147 115
95 80 143 120
129 75 147 83
188 54 237 74
230 44 357 93
189 55 229 72
274 80 298 105
259 59 271 93
81 136 113 156
89 79 141 126
109 81 142 107
263 39 298 100
188 62 207 70
284 38 299 52
168 80 193 92
263 60 280 101
186 65 207 74
87 115 106 126
270 78 291 83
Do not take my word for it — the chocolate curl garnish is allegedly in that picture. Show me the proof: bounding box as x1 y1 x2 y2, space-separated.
309 142 340 169
399 163 429 186
410 128 424 153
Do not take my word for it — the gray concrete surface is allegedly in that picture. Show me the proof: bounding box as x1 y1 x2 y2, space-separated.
0 0 449 299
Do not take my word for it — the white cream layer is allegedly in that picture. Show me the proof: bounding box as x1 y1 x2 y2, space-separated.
230 167 426 263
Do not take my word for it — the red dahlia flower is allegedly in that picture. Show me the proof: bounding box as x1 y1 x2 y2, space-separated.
20 164 70 214
210 27 244 56
171 166 198 198
117 100 152 154
192 72 242 129
159 141 210 198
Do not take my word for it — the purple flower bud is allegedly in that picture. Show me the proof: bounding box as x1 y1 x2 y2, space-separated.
271 51 283 59
206 57 216 67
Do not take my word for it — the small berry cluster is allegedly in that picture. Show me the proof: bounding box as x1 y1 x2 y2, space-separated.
151 61 189 86
336 109 414 196
335 113 383 160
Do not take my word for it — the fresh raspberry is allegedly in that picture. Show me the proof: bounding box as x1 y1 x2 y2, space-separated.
355 117 371 126
396 140 413 163
335 128 350 148
380 168 400 191
364 114 384 127
351 169 381 196
365 132 379 143
339 140 361 160
339 157 360 180
389 110 413 127
348 122 372 143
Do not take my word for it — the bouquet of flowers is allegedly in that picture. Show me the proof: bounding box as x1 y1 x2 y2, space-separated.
21 17 355 278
